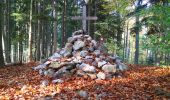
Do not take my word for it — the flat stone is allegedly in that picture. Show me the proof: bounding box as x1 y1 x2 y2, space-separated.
97 72 106 80
84 35 90 38
72 30 83 36
117 63 128 71
48 52 61 60
34 64 47 70
39 69 44 76
76 70 86 76
77 90 88 99
87 73 97 79
73 40 85 50
83 59 93 64
92 61 98 67
53 67 68 78
48 62 61 69
67 37 75 43
78 63 96 73
52 79 64 84
44 61 51 65
102 64 117 73
94 50 100 56
95 58 101 62
44 69 55 78
41 80 49 87
98 61 107 68
82 64 96 73
87 37 92 41
85 56 93 59
91 40 97 48
80 50 88 57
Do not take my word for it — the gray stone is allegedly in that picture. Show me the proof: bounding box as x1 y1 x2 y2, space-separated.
34 64 47 70
73 35 83 40
80 50 88 57
44 61 51 65
87 37 92 41
88 44 94 52
99 55 106 60
77 90 88 99
94 50 100 56
67 37 75 43
76 70 86 76
102 64 117 73
72 57 82 63
116 59 128 71
72 30 83 36
84 35 90 38
117 63 128 71
87 73 97 79
73 40 85 50
41 80 49 87
52 79 64 84
44 69 55 78
48 52 61 60
92 61 98 67
78 63 96 73
48 62 61 69
83 58 93 64
97 61 107 68
95 58 101 62
97 72 106 80
63 43 73 57
78 63 87 69
39 69 44 76
91 40 97 48
82 64 96 73
85 56 93 59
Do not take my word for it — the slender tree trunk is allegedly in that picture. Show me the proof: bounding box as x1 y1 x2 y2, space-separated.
36 1 41 61
2 0 11 63
62 0 66 47
28 0 33 62
52 0 57 53
87 2 91 35
134 16 139 65
0 1 5 66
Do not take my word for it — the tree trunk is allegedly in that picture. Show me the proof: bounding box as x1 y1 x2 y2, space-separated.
28 0 33 62
134 0 142 64
62 0 67 48
2 0 11 63
52 0 58 53
36 1 41 61
0 1 5 66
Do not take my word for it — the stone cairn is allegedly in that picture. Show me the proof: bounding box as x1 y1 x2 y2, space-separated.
33 30 128 84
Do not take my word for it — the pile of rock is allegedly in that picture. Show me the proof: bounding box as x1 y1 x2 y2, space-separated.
33 30 128 83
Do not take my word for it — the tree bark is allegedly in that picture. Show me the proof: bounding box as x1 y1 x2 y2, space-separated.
28 0 33 62
0 1 5 66
62 0 67 48
52 0 58 53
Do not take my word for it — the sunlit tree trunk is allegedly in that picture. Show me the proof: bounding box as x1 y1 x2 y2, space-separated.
3 0 11 63
28 0 33 62
0 1 5 67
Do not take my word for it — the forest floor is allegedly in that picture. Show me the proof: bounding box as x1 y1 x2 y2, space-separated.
0 62 170 100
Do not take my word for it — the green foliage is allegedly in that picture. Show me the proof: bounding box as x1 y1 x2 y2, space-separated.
104 38 117 54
